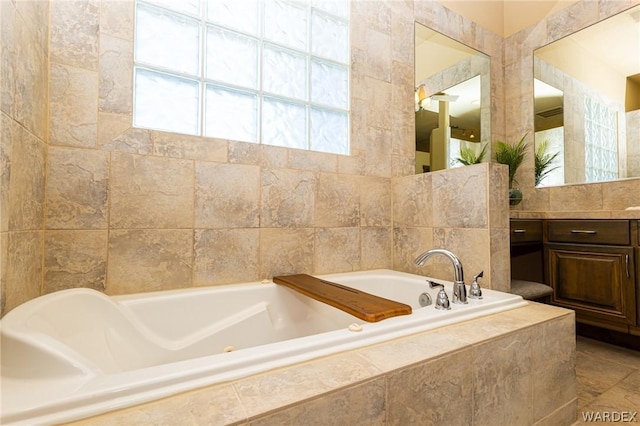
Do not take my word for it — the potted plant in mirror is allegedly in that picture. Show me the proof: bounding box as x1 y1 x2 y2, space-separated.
494 133 528 206
454 143 488 166
534 139 560 186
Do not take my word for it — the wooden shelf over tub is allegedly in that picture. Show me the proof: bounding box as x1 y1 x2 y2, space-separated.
273 274 412 322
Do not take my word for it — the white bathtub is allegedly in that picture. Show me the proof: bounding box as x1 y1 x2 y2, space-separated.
0 269 526 425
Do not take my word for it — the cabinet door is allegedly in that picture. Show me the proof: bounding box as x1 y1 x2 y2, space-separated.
545 244 636 326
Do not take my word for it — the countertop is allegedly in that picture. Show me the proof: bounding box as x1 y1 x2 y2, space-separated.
510 210 640 220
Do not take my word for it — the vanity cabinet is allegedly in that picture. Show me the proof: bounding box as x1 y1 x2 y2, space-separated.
544 220 638 333
510 219 544 283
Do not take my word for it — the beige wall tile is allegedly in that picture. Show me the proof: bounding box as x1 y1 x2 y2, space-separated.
99 0 134 41
44 230 107 293
338 148 365 175
194 228 259 286
0 233 6 316
363 28 391 83
532 315 576 422
360 227 392 270
364 124 392 178
13 6 48 141
259 228 314 279
601 179 640 210
110 153 194 229
288 150 338 173
432 227 491 284
386 349 473 425
546 1 599 42
50 0 99 70
249 377 386 426
1 231 43 317
314 227 361 273
1 1 16 117
315 173 360 228
392 173 432 228
0 114 12 232
46 147 109 230
489 227 511 292
98 112 132 150
49 63 98 148
360 176 392 227
107 229 193 294
472 329 534 425
68 383 246 426
228 140 262 166
260 169 316 228
358 325 477 374
99 34 132 115
101 126 152 155
195 162 260 229
5 120 46 231
228 142 289 170
392 226 433 274
234 352 381 418
432 163 488 229
549 184 604 211
152 131 227 162
489 162 510 229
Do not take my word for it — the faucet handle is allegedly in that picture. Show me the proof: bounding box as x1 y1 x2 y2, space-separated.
427 280 451 310
468 271 484 300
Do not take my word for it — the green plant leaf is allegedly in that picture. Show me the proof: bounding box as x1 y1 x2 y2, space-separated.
534 139 560 186
494 133 528 188
455 143 488 166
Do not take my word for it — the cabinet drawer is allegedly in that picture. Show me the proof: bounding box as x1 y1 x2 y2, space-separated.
547 220 630 245
510 220 542 244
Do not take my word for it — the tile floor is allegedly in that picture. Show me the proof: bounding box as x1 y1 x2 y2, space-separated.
574 336 640 424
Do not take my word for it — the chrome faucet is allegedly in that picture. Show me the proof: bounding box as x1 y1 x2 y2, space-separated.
413 249 467 304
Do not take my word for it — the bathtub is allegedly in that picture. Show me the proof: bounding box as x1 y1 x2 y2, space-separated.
1 269 526 425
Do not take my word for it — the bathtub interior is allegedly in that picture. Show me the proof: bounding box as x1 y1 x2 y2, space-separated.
1 283 363 378
1 269 527 425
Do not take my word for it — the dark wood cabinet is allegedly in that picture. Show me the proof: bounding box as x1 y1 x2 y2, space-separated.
543 220 639 335
545 243 635 328
510 219 544 283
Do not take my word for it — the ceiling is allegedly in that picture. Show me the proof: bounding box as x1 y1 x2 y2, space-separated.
438 0 578 37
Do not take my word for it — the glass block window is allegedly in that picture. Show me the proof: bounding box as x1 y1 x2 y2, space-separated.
584 96 618 182
133 0 350 155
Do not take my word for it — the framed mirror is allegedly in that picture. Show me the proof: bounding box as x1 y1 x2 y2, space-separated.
533 4 640 187
414 22 490 174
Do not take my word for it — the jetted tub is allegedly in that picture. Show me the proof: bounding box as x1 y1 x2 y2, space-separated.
1 269 526 425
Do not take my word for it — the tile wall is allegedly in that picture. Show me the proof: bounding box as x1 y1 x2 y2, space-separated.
4 0 637 316
1 1 49 315
1 0 509 316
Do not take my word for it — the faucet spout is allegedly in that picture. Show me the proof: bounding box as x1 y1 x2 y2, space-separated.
413 249 467 304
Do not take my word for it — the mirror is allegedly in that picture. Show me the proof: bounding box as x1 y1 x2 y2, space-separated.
414 22 490 174
534 5 640 186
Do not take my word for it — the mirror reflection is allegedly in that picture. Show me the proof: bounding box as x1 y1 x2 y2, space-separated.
533 5 640 187
414 22 490 174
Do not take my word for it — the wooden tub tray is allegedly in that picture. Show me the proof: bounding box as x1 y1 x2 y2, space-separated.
272 274 412 322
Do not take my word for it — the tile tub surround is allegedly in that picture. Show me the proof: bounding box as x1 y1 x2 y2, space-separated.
66 303 576 426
